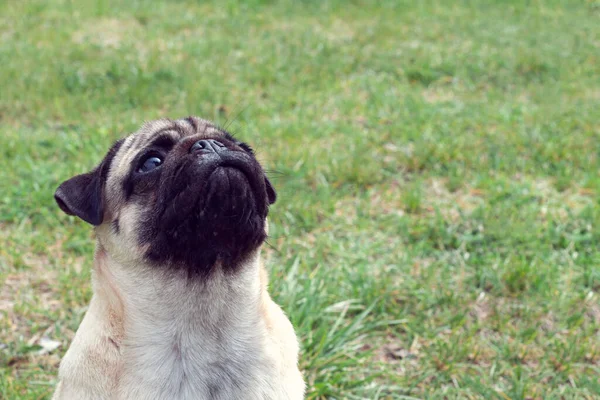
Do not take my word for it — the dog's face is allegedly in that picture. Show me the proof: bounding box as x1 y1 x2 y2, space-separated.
55 117 276 276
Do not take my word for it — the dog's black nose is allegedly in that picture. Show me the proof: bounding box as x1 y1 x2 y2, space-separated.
190 139 227 154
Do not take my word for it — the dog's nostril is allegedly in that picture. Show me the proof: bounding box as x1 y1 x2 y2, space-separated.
190 139 226 154
193 140 207 150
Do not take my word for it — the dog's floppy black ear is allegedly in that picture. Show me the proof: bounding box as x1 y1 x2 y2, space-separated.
55 169 104 225
55 139 124 226
265 176 277 205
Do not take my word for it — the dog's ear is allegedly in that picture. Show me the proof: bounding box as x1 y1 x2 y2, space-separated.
55 139 124 226
265 176 276 205
55 167 106 225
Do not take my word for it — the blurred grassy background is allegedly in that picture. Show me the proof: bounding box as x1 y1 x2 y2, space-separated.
1 0 599 398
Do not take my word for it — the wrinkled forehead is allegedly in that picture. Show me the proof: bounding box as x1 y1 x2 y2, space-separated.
109 117 224 182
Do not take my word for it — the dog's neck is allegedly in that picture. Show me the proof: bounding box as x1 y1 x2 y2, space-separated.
92 244 271 395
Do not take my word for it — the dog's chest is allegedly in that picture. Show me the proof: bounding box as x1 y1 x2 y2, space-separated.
118 330 275 399
114 275 278 399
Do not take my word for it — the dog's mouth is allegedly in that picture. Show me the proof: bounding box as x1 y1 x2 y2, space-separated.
199 165 257 221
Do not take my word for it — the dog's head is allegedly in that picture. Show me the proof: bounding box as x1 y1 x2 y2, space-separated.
55 117 276 276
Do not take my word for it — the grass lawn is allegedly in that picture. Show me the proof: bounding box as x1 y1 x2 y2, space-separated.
1 0 599 398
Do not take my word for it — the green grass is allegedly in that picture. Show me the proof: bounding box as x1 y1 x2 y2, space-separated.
1 0 599 398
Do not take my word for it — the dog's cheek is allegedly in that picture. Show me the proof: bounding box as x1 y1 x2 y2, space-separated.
99 205 147 263
265 176 276 205
119 206 142 240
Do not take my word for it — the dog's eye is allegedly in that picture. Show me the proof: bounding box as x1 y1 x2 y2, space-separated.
138 155 163 173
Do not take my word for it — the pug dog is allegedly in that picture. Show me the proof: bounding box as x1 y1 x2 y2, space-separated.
52 117 304 400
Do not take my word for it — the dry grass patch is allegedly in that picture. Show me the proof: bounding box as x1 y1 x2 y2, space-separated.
1 255 61 344
72 18 144 49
